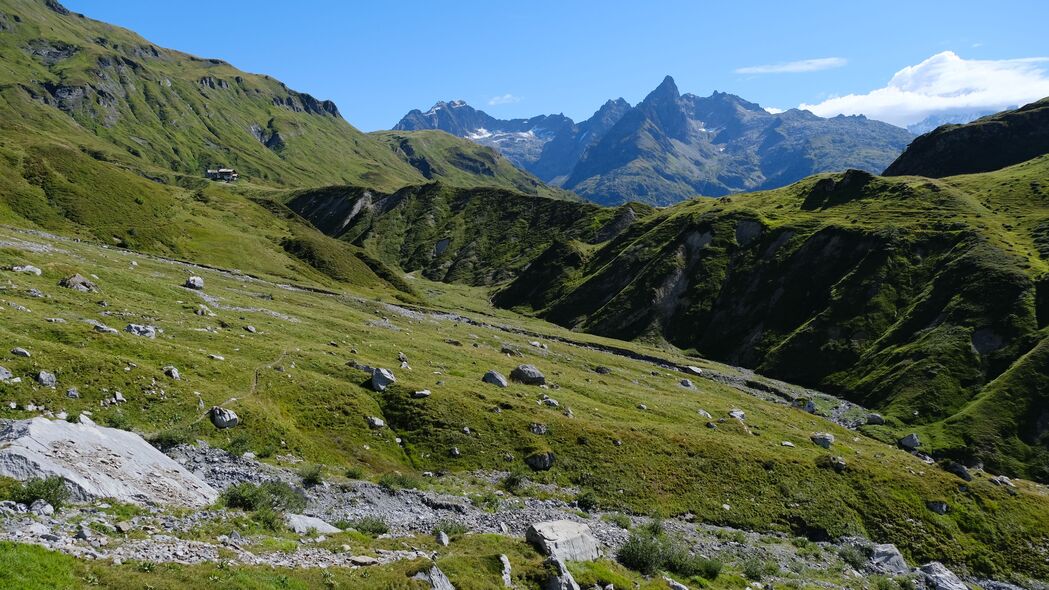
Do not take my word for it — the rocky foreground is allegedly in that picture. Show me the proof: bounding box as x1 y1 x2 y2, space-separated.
0 416 1030 590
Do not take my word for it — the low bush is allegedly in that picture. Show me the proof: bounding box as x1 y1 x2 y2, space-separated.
343 516 388 536
1 476 71 511
432 520 469 537
220 481 305 513
378 472 421 492
616 527 720 580
298 464 323 487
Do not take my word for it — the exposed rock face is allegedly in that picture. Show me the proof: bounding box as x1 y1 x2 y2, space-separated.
870 543 910 574
526 520 601 562
510 364 546 385
0 417 217 507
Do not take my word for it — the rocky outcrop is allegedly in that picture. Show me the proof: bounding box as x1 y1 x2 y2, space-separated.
412 564 455 590
0 417 217 507
920 562 969 590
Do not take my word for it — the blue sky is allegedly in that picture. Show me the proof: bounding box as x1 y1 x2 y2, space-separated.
65 0 1049 131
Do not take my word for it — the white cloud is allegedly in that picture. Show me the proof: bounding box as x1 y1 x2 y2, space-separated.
735 57 847 74
800 51 1049 126
488 93 522 106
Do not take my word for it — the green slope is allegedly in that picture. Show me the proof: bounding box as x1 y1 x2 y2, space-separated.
372 130 579 201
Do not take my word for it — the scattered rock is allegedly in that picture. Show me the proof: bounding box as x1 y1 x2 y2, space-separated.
244 325 256 334
811 433 835 449
36 371 57 388
697 409 712 419
10 347 30 357
29 499 54 516
898 433 921 450
184 276 205 290
482 370 509 388
511 365 546 386
449 447 461 458
525 451 556 471
926 501 949 515
413 564 456 590
209 407 239 429
366 416 385 429
542 557 580 590
920 562 968 590
529 423 548 435
728 409 745 420
684 366 704 376
163 366 181 381
285 514 341 534
371 368 396 392
124 324 157 338
412 390 432 398
526 520 601 561
870 543 909 575
781 441 795 448
8 264 42 276
66 387 79 399
93 323 119 335
679 379 694 388
59 274 97 292
436 530 450 546
500 344 523 357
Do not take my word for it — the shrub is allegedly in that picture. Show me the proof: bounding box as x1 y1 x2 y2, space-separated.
617 531 665 575
665 545 722 580
472 491 500 512
379 472 421 492
345 467 365 480
575 490 599 512
838 544 869 570
298 464 323 487
252 506 284 532
742 557 777 581
432 520 468 537
602 512 631 530
8 476 71 511
501 469 527 494
147 428 191 451
220 481 305 513
345 516 388 536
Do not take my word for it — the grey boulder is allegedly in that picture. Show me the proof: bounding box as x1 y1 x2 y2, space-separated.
124 324 158 338
811 432 835 449
371 368 396 392
526 520 601 562
209 406 239 429
413 564 456 590
899 433 921 450
920 562 968 590
870 543 910 574
184 276 205 290
482 370 509 388
286 514 341 534
510 364 545 386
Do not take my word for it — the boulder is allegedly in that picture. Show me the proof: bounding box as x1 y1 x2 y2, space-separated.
920 562 968 590
728 409 745 420
9 265 42 276
59 274 97 292
413 390 432 398
898 433 921 450
124 324 157 338
482 370 509 388
184 276 205 290
866 413 885 425
941 460 972 481
525 450 555 471
526 520 601 562
0 417 217 507
594 366 612 375
663 576 689 590
366 416 385 429
36 371 57 388
413 565 456 590
926 500 949 515
11 347 30 357
209 406 239 429
499 554 513 587
285 514 341 534
436 530 450 546
680 379 694 388
870 543 910 574
684 365 704 376
163 366 181 381
811 432 835 448
371 368 396 392
510 364 546 386
0 366 12 383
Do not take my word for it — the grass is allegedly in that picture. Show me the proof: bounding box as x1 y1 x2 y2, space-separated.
1 224 1049 580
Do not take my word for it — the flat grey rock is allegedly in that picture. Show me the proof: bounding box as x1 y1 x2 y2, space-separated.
526 520 601 562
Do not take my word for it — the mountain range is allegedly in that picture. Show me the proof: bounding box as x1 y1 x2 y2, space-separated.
396 76 915 205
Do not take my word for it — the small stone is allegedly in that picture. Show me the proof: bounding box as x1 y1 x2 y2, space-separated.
412 389 432 398
124 324 157 338
366 416 385 429
66 387 79 399
594 366 612 375
10 347 30 358
781 441 795 447
244 325 256 334
370 368 396 392
697 409 712 419
680 378 694 388
637 403 647 410
209 406 239 429
926 500 949 515
728 409 745 420
184 276 205 290
449 447 461 458
529 423 548 435
436 530 450 546
163 366 181 380
525 450 555 471
684 365 704 376
811 432 835 449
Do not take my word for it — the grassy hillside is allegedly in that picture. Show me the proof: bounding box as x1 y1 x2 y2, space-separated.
283 182 652 285
3 225 1049 581
372 130 578 201
884 97 1049 178
493 159 1049 482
